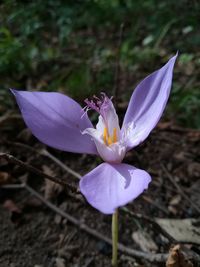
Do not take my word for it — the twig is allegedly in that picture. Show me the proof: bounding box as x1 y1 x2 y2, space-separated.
113 23 124 106
6 142 82 179
19 182 168 263
161 164 200 214
1 184 25 189
6 141 43 154
41 149 81 179
0 153 77 193
122 207 175 243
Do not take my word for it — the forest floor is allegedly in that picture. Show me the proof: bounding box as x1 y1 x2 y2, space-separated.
0 111 200 267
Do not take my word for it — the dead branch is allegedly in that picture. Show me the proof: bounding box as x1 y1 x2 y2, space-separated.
0 153 77 193
41 149 81 179
5 141 82 179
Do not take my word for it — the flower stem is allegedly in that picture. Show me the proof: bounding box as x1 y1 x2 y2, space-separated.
112 209 118 267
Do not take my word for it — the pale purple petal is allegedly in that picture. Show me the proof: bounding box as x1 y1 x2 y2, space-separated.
101 99 120 137
122 54 177 150
80 163 151 214
11 90 97 154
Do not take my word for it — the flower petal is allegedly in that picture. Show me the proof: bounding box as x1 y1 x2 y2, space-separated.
122 54 177 149
96 115 105 133
80 162 151 214
11 90 97 154
101 98 120 137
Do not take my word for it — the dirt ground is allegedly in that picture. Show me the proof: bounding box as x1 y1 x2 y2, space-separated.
0 115 200 267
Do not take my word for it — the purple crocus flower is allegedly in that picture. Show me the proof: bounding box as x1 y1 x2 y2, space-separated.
11 55 177 214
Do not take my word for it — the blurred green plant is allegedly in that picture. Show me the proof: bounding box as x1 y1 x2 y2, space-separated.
169 83 200 129
0 0 199 127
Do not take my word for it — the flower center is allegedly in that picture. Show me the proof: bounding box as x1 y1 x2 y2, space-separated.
103 127 117 146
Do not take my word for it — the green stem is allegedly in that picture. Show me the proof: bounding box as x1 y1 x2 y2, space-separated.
112 209 118 267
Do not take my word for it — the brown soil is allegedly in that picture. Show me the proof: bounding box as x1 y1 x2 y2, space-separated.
0 117 200 267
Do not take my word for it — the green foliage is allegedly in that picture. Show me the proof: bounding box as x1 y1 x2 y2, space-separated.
0 0 199 127
169 53 200 128
170 83 200 129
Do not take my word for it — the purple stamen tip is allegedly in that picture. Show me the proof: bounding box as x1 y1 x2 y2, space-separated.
84 98 100 113
84 93 112 117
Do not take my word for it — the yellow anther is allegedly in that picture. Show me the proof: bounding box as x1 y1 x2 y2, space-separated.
107 136 112 146
103 127 108 145
103 127 118 146
112 128 117 143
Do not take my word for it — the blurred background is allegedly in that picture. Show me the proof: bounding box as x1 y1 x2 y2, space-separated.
0 0 200 128
1 2 200 266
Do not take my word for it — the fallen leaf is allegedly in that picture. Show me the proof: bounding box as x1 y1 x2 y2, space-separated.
166 244 193 267
132 230 158 252
168 205 178 215
169 195 181 206
55 257 66 267
42 165 62 200
156 218 200 245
